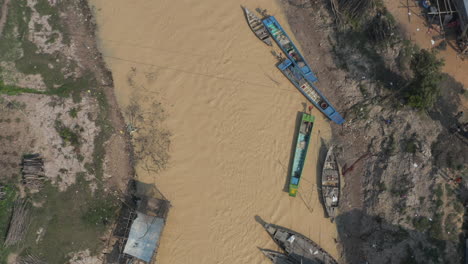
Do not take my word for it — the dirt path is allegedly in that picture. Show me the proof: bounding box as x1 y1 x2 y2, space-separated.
0 0 11 38
90 0 340 263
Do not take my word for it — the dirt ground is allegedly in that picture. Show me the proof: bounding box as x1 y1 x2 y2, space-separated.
0 0 134 262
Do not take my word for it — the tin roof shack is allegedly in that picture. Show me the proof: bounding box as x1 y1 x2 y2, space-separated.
105 181 170 264
452 0 468 52
123 212 165 262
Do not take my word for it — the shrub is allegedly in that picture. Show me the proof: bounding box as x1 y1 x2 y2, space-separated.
405 49 444 110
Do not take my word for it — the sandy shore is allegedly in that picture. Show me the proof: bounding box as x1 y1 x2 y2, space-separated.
90 0 339 263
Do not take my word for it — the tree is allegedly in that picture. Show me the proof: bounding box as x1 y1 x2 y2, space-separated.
405 49 444 110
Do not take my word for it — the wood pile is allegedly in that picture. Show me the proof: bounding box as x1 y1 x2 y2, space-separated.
0 185 5 200
4 199 30 246
21 154 46 191
18 254 46 264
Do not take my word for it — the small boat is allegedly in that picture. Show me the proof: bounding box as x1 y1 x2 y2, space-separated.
262 222 338 264
242 6 272 46
260 249 300 264
262 16 317 83
277 59 345 125
321 147 340 221
289 113 315 197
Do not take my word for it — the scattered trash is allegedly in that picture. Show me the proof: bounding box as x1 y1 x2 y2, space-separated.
431 39 435 45
413 163 418 168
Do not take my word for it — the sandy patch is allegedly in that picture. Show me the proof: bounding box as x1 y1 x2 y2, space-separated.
8 94 100 191
0 61 47 90
68 249 101 264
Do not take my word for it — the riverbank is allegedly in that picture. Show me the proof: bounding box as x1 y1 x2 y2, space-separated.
90 0 341 263
0 0 133 262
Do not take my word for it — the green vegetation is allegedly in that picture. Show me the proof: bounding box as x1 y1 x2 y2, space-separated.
405 50 445 110
0 185 16 263
22 179 119 263
412 216 431 231
55 120 80 149
0 81 45 95
69 107 79 118
403 136 419 154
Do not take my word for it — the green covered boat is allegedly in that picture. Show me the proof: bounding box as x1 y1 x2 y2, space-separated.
289 113 315 197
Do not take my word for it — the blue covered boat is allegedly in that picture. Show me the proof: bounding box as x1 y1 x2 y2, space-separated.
278 59 345 125
262 16 317 83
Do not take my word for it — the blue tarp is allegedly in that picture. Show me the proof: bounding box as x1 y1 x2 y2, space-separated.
123 212 165 262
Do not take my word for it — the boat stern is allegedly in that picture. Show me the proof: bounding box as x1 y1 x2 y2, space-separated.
289 184 298 197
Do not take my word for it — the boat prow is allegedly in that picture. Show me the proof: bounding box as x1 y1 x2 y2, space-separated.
241 6 272 46
321 146 341 221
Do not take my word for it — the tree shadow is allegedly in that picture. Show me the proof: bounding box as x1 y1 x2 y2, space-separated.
428 74 465 130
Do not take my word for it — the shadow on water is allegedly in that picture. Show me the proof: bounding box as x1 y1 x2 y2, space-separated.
282 111 305 193
316 138 329 219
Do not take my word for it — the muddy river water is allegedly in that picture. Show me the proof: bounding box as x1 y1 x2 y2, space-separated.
90 0 339 263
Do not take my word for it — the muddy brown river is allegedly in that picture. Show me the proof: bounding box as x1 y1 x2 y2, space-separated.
90 0 339 262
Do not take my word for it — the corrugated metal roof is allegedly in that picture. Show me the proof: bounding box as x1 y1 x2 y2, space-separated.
123 212 165 262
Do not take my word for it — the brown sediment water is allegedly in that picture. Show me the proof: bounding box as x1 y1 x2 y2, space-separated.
90 0 339 263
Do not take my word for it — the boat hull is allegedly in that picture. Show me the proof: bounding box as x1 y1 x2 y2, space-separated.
289 112 315 197
242 6 272 46
321 147 340 220
262 16 317 83
262 223 338 264
277 59 345 125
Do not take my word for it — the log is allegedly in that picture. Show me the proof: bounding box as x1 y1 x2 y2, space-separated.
4 199 30 246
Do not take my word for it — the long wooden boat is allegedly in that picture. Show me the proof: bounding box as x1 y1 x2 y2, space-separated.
289 113 315 197
262 16 317 83
277 59 345 125
321 146 340 221
242 6 272 46
262 222 338 264
260 249 300 264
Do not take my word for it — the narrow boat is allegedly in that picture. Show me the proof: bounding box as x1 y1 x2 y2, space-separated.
242 6 272 46
277 59 345 125
260 249 300 264
289 113 315 197
262 16 317 83
262 223 338 264
321 146 340 221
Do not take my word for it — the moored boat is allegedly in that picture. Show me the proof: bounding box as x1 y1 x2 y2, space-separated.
262 16 317 83
242 6 272 46
321 146 340 221
289 113 315 197
260 249 300 264
277 59 345 125
262 222 338 264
